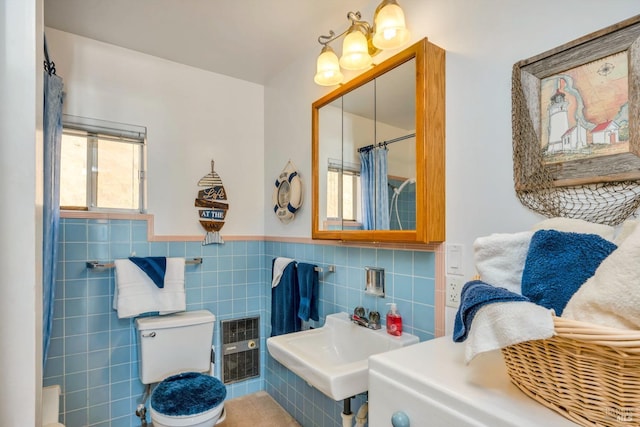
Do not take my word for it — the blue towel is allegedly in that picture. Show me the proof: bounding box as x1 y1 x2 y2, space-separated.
271 259 301 336
521 230 616 315
297 263 319 322
453 280 529 342
128 256 167 288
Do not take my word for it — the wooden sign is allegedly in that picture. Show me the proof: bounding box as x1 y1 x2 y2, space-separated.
195 160 229 245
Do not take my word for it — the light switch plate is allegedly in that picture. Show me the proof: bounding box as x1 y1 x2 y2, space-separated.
446 244 463 275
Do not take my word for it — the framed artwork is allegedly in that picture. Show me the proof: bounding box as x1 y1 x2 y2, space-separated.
513 15 640 189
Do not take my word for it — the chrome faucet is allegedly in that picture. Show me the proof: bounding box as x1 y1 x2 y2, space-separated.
350 306 381 330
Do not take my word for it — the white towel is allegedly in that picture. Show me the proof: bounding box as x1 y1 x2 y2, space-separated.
272 257 295 288
563 222 640 329
113 257 186 318
614 218 639 245
465 301 554 364
473 231 533 294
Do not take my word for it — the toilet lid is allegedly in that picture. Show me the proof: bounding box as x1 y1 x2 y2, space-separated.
151 372 227 417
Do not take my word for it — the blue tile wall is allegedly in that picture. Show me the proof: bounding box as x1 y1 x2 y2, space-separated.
44 218 435 427
388 177 417 231
262 241 435 427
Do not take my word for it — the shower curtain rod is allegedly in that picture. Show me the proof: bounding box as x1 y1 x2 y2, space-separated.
357 132 416 153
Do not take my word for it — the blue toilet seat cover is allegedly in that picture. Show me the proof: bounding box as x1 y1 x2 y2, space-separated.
151 372 227 417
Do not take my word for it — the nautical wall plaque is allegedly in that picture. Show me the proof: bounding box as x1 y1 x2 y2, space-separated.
195 160 229 245
272 160 303 223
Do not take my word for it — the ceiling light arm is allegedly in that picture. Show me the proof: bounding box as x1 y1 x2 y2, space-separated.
346 11 373 36
316 11 379 56
317 30 347 47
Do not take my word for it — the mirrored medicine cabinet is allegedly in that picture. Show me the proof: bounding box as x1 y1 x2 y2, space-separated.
312 38 445 243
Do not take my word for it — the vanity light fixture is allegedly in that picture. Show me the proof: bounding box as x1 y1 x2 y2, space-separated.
314 44 343 86
313 0 410 86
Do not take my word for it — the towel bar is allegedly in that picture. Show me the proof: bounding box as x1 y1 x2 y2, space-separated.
87 258 334 272
86 257 203 270
315 265 335 273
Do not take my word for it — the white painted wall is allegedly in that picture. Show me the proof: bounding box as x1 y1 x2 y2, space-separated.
0 0 43 425
263 0 640 331
45 28 265 237
263 53 325 236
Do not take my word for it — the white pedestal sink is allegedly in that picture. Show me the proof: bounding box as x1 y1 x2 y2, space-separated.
266 312 419 401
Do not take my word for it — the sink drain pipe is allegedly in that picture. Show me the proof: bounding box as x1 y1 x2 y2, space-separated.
341 398 354 427
355 401 368 427
342 396 369 427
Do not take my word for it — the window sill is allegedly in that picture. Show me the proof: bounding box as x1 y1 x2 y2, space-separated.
60 210 151 221
323 219 363 230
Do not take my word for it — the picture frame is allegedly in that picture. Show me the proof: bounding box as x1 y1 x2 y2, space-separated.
513 15 640 189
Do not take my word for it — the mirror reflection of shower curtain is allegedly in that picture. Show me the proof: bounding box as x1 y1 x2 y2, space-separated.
360 147 389 230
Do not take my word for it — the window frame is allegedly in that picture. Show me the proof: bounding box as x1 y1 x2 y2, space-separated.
60 115 147 213
326 159 361 224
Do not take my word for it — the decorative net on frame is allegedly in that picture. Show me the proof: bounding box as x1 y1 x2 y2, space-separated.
512 64 640 226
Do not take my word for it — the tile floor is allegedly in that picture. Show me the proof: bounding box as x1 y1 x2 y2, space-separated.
217 391 300 427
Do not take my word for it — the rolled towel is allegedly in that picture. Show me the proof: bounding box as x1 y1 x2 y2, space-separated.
613 219 639 245
521 230 616 316
532 217 615 242
453 280 529 343
464 301 554 363
564 222 640 329
473 231 533 294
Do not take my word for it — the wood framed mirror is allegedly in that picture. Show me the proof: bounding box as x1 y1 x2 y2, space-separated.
312 38 445 243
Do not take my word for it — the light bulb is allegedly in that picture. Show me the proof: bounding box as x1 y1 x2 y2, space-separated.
314 46 343 86
339 29 373 70
382 28 397 40
373 2 410 50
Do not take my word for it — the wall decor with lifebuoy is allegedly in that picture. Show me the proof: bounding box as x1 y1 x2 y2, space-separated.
195 160 228 245
272 160 303 224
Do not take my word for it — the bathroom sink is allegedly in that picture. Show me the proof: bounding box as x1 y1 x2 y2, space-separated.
266 312 419 401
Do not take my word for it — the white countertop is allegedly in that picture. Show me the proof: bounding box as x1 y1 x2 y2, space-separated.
368 336 578 426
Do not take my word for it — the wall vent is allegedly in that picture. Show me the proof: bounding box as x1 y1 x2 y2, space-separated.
221 316 260 384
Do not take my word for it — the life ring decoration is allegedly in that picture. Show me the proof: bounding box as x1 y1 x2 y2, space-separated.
195 160 228 245
272 160 303 224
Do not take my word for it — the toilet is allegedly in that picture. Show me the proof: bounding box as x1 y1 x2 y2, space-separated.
136 310 226 427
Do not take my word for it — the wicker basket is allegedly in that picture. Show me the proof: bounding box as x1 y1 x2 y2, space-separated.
501 316 640 427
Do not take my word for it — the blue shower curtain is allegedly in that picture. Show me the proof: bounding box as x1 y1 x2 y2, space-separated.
360 147 389 230
42 43 63 366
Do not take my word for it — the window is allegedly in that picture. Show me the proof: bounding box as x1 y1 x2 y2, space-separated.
60 115 146 212
326 159 361 222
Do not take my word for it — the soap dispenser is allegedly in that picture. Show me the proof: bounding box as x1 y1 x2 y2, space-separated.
386 303 402 336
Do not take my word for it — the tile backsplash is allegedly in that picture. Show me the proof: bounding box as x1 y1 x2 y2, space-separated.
44 218 436 427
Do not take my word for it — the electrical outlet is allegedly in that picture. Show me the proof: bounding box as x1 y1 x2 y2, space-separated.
446 276 464 308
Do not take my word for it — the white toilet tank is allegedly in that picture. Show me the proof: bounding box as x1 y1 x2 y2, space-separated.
136 310 216 384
